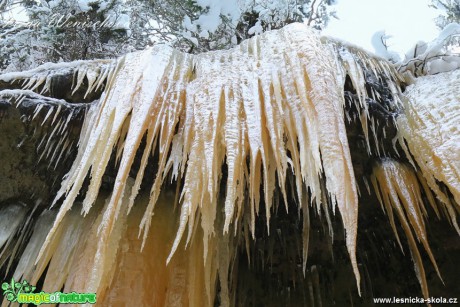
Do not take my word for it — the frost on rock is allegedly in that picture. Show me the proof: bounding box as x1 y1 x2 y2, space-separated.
30 23 362 294
397 70 460 221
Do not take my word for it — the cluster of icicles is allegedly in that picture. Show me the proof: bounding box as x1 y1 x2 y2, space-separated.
0 23 459 305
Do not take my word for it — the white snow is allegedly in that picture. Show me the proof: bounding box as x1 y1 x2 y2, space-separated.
248 21 263 36
371 31 401 63
397 69 460 207
400 23 460 75
0 59 116 99
112 13 131 30
0 59 115 83
77 0 92 12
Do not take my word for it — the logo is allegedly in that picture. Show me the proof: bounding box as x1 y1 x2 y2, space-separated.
2 278 96 305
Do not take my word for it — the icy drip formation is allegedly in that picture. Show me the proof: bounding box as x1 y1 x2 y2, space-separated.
0 58 116 171
28 23 361 291
397 70 460 223
327 38 404 156
2 194 230 306
0 59 116 99
371 160 443 299
370 70 460 298
0 203 31 273
0 90 90 170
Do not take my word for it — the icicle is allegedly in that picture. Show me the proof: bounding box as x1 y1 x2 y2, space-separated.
0 203 28 258
51 104 62 125
0 202 41 279
0 59 116 98
8 23 374 299
13 210 57 283
72 66 88 96
397 70 460 209
37 24 358 292
371 160 444 299
302 190 310 275
31 104 44 121
326 38 404 155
